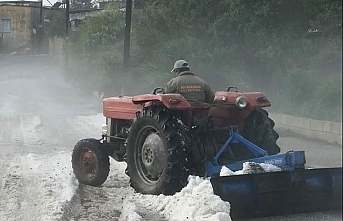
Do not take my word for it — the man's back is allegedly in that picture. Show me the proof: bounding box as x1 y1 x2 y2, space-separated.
165 71 214 103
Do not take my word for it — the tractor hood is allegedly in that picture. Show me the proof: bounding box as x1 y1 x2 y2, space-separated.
103 96 142 120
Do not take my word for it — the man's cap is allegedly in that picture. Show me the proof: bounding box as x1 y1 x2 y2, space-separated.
171 60 189 72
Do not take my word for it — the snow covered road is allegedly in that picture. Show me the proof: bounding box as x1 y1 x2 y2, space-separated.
0 55 232 221
0 54 341 221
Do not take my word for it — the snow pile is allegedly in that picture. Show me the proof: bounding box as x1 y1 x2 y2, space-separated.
258 163 282 172
220 161 281 176
120 176 231 221
119 161 281 221
160 176 231 221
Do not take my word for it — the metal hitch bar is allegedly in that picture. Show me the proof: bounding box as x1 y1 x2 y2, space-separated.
206 126 306 177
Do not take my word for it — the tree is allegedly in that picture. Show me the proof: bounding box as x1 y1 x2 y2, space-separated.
68 0 342 120
45 10 66 37
70 0 93 10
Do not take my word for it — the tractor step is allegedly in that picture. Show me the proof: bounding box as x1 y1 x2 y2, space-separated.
210 167 342 219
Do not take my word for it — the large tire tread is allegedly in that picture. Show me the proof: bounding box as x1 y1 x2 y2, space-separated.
126 106 190 195
244 109 280 155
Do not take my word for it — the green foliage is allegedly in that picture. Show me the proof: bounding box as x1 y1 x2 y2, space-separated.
77 5 125 59
45 10 66 37
67 0 342 121
70 0 93 10
65 4 127 95
132 0 342 120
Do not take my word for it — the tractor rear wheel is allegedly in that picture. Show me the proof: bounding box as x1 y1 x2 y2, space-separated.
244 108 280 155
126 106 190 195
72 139 109 186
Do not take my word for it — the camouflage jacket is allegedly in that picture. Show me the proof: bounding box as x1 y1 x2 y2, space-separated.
165 71 215 103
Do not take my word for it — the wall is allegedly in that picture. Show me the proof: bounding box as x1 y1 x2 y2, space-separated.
270 113 342 145
49 37 66 65
0 6 31 52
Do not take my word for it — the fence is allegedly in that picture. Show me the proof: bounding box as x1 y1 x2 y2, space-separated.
270 113 342 146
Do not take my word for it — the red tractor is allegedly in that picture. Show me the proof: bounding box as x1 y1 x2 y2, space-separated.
72 86 343 218
72 86 280 194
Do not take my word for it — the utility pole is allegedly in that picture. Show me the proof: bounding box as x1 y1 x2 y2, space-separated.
65 0 70 37
123 0 132 68
38 0 43 53
65 0 70 67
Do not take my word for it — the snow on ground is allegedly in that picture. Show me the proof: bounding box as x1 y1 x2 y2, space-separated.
78 114 282 221
0 114 43 146
0 113 282 221
22 152 78 220
76 113 106 129
0 150 233 221
72 113 106 138
0 152 77 221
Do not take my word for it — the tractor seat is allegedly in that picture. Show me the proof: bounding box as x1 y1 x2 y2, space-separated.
189 102 213 129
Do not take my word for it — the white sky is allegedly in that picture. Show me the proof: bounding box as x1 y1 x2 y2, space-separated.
0 0 62 7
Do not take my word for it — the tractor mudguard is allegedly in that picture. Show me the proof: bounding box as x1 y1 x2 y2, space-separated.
132 93 191 110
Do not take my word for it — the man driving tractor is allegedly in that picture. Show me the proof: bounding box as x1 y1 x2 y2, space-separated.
165 60 215 104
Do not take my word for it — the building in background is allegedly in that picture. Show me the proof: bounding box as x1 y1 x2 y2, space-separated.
0 1 55 53
0 0 146 53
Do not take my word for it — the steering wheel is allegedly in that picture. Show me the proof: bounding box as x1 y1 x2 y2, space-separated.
151 87 165 95
227 86 238 92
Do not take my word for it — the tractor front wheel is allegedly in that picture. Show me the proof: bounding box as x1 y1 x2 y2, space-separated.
72 139 110 186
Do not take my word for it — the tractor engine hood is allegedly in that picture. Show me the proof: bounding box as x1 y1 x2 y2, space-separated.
103 96 142 120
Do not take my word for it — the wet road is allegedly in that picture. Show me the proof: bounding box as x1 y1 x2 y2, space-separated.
278 137 342 168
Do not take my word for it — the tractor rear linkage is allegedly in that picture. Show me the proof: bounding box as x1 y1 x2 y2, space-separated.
206 126 306 176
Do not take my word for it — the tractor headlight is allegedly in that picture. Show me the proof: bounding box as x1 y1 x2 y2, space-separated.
235 96 248 109
102 124 108 135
